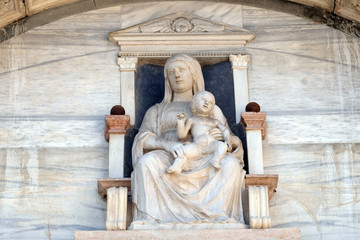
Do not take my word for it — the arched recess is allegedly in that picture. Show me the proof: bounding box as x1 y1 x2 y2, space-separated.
0 0 359 44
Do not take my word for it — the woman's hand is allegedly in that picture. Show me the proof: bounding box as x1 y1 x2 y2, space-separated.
165 142 185 159
209 128 224 141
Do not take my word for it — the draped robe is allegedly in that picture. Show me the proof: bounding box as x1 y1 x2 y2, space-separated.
130 101 246 229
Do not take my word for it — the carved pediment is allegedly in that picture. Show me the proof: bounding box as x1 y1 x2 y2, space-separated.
111 12 248 36
109 12 255 60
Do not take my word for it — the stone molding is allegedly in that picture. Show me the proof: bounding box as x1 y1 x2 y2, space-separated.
2 0 360 43
241 112 266 139
117 57 138 71
25 0 80 16
105 115 130 141
118 51 247 58
229 54 251 69
0 0 25 28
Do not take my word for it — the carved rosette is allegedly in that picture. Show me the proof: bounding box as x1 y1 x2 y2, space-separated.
229 54 251 69
105 115 130 141
241 112 266 139
117 57 138 72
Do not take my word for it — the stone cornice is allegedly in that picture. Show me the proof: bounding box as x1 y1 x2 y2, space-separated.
118 51 248 58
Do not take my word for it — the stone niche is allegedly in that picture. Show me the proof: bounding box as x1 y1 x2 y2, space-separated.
75 11 300 240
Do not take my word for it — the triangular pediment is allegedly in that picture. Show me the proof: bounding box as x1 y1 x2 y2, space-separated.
110 12 250 42
109 12 255 60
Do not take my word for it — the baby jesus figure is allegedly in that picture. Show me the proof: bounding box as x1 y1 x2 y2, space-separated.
167 91 232 174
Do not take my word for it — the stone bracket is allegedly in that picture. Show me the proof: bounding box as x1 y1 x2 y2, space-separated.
246 174 278 229
248 185 271 229
106 187 128 230
245 174 278 200
98 178 131 200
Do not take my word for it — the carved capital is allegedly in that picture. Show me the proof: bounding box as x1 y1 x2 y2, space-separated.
118 57 138 71
105 115 130 141
229 54 250 69
241 112 266 139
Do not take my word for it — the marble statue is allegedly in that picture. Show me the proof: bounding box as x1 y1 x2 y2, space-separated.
167 90 232 173
131 53 246 229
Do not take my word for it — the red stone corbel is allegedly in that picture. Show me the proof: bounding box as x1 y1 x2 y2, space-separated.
104 115 130 141
241 112 266 140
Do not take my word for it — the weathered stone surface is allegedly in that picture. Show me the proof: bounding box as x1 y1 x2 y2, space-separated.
0 0 25 28
288 0 333 11
25 0 81 16
335 0 360 22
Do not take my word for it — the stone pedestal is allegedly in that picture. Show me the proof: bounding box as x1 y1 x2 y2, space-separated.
104 115 130 230
75 228 301 240
242 112 274 229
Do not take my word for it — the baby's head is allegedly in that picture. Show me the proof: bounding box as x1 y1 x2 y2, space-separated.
191 91 215 117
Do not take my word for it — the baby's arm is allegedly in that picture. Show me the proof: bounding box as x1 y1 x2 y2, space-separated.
216 121 232 151
177 112 193 141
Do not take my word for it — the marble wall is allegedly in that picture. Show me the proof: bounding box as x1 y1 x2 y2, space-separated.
0 2 359 239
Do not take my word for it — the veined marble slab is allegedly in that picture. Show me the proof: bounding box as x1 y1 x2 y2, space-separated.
0 3 359 240
0 118 107 148
263 143 360 240
119 1 244 29
266 113 360 144
0 147 108 239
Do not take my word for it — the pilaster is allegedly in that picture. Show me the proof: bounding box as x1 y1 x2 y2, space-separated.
118 57 138 125
229 54 251 123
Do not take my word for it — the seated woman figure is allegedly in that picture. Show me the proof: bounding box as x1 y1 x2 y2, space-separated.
131 53 246 229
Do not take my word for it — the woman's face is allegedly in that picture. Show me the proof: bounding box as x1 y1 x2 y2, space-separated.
167 61 193 94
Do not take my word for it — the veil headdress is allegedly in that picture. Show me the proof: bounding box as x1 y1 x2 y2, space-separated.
163 53 205 103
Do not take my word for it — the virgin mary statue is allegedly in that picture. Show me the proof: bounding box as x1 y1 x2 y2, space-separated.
130 53 246 229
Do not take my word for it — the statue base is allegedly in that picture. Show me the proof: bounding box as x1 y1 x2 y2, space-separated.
75 228 300 240
129 222 247 230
